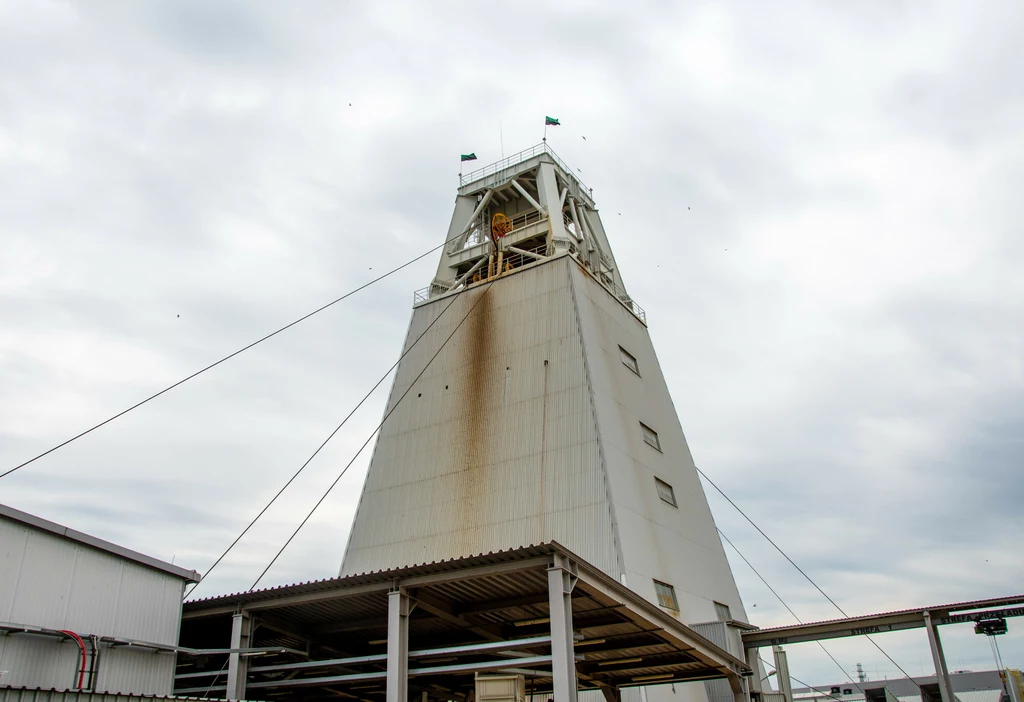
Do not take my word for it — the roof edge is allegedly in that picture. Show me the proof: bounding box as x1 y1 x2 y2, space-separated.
0 503 201 583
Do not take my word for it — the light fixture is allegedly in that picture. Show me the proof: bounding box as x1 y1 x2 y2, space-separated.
574 639 607 647
598 657 642 666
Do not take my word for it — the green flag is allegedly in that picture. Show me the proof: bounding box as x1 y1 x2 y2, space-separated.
460 153 477 162
545 116 561 126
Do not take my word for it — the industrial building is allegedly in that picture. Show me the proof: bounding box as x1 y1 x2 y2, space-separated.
0 503 200 696
339 143 755 702
4 145 1020 702
790 669 1017 702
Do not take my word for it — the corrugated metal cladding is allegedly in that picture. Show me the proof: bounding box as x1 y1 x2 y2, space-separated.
342 257 619 578
0 517 184 695
567 260 750 631
0 691 212 702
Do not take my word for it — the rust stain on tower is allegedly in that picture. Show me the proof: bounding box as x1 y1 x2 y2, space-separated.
456 284 495 555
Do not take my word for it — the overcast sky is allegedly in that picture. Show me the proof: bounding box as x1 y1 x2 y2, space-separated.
1 0 1021 686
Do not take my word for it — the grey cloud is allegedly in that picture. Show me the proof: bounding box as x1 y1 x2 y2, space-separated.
1 0 1021 684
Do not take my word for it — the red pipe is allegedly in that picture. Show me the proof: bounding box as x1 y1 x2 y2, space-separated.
58 630 88 689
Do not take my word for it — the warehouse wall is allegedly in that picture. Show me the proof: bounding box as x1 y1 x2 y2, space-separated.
0 517 185 694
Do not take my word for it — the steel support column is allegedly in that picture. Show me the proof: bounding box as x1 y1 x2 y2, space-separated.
746 647 763 695
387 589 411 702
772 646 793 702
923 611 954 702
226 612 251 701
548 554 578 702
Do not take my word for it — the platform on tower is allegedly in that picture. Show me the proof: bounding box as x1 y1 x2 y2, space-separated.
176 543 752 702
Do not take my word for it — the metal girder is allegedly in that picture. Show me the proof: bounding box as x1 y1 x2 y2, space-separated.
246 635 555 677
772 646 793 702
744 612 928 647
571 561 747 681
387 590 410 702
412 591 503 642
505 245 547 262
182 580 392 618
243 655 555 691
226 612 251 701
549 553 578 702
742 600 1024 647
567 196 585 243
924 611 955 702
512 179 545 217
446 256 488 292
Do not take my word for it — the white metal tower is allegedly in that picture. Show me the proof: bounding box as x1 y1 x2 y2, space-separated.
341 145 753 699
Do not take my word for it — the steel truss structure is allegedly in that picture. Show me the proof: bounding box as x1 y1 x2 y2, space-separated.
176 544 751 702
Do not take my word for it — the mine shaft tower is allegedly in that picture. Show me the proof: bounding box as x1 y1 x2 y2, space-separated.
341 144 753 701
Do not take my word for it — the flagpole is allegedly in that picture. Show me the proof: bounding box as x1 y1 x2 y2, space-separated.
543 122 547 142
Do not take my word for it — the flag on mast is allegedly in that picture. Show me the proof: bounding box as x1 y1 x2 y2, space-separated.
545 116 561 126
460 153 477 162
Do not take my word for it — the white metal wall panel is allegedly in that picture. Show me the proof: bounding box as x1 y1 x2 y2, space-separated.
0 516 185 694
568 262 750 628
0 690 212 702
342 258 619 577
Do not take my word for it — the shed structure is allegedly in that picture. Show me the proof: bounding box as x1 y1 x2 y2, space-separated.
176 543 752 702
0 503 200 695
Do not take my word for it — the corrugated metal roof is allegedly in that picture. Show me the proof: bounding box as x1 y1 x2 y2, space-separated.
178 542 748 699
0 503 200 582
185 542 559 609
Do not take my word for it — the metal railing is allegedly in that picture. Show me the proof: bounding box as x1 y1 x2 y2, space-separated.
415 245 647 326
459 142 592 197
414 241 550 305
452 208 547 253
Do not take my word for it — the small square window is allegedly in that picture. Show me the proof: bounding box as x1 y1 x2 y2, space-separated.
619 346 640 376
653 580 679 610
655 478 677 507
843 690 854 696
640 422 661 451
714 601 732 621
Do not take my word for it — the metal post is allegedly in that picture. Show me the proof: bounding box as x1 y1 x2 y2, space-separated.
387 589 410 702
923 611 954 702
772 646 793 702
226 612 251 701
747 646 763 695
548 554 578 702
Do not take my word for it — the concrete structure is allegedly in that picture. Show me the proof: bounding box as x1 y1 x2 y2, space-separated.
0 503 200 695
176 543 752 702
340 144 752 668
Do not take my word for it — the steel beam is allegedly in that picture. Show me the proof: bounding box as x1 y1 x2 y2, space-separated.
742 600 1024 647
549 553 579 702
571 560 746 678
387 590 410 702
413 591 503 642
248 635 553 675
226 612 251 701
244 655 554 690
772 646 793 702
512 180 546 218
924 611 954 702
